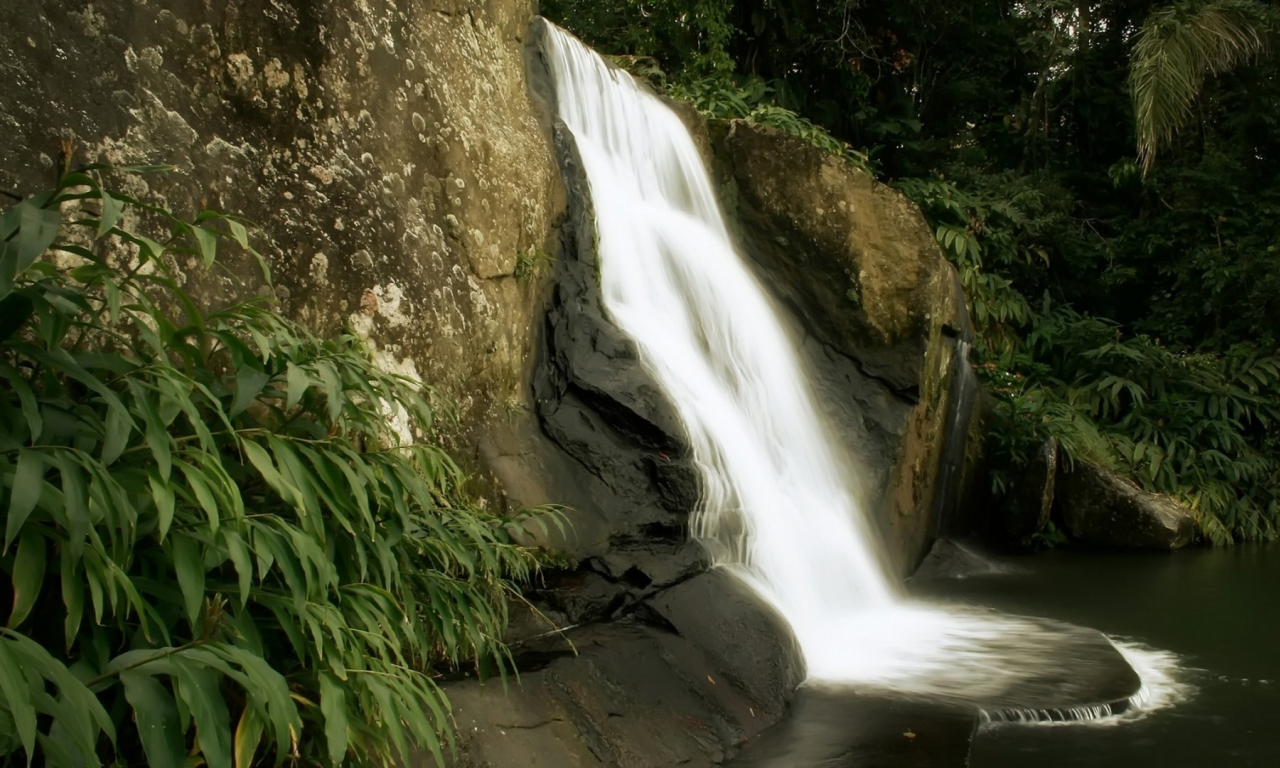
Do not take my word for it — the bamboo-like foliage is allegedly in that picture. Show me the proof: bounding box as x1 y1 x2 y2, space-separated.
1130 0 1274 174
0 169 562 766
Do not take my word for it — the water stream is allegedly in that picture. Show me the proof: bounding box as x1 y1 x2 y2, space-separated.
539 21 1185 715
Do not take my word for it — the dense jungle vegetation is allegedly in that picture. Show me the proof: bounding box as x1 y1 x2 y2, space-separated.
545 0 1280 545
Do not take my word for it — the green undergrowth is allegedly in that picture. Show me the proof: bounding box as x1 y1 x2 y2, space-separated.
0 169 564 766
901 174 1280 545
666 77 875 173
598 54 875 175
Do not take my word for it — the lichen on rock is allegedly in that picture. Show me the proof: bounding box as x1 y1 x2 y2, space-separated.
1 0 564 455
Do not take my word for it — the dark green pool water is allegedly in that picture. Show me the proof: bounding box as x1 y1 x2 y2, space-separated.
913 545 1280 768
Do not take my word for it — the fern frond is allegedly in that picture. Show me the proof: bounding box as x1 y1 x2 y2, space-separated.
1130 0 1275 174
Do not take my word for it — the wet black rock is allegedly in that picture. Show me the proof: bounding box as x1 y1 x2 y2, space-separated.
727 690 976 768
436 620 800 767
910 539 1014 581
647 571 805 720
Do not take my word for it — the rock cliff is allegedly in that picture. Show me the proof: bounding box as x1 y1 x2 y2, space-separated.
1 0 563 445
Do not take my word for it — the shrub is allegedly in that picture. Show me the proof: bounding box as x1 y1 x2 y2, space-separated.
0 169 560 766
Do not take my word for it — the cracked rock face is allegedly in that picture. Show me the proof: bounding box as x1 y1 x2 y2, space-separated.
1 0 563 443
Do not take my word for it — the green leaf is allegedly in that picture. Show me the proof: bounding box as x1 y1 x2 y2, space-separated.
0 359 41 440
227 220 250 250
233 705 265 768
121 671 187 768
98 190 124 239
319 672 350 765
230 363 271 417
315 361 345 421
128 379 172 481
222 530 254 607
150 473 177 542
5 449 44 551
103 278 121 323
10 198 61 271
8 532 46 628
56 454 90 558
212 644 299 756
60 550 84 652
100 404 132 466
179 462 221 532
241 440 299 509
172 535 206 627
285 363 309 410
191 225 218 268
174 658 233 768
0 637 37 761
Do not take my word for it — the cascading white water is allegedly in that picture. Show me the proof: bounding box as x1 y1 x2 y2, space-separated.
540 21 1186 713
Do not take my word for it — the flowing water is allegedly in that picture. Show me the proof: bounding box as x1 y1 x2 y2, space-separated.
915 547 1280 766
539 21 1185 714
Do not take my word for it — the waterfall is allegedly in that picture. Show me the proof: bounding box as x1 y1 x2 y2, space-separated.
540 19 894 673
538 21 1185 711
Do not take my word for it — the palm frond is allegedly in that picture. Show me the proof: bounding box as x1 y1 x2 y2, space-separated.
1130 0 1275 174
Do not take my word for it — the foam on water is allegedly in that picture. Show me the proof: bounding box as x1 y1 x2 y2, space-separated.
540 20 1188 717
981 641 1191 726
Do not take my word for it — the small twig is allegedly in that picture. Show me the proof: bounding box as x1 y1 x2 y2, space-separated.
1 189 22 202
505 622 583 650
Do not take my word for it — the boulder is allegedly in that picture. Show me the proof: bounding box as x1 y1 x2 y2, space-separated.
1057 461 1197 549
646 571 804 720
709 120 978 575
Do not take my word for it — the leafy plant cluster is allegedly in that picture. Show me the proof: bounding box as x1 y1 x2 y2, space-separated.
0 171 559 766
542 0 737 78
901 174 1280 544
667 77 875 173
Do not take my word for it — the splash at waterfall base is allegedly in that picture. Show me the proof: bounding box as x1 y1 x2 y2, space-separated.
439 21 1170 767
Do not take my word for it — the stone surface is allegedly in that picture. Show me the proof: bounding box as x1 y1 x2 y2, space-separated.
709 120 976 576
910 539 1014 581
1057 460 1197 550
0 0 564 447
647 571 804 721
429 612 801 768
508 97 709 622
